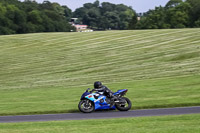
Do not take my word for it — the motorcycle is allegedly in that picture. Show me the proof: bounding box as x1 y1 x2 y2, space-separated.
78 88 132 113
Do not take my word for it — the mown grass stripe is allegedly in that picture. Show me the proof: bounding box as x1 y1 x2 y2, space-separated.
0 31 118 51
0 29 191 65
0 44 199 78
0 30 198 75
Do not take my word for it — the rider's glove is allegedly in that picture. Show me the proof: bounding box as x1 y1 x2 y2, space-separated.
89 89 94 93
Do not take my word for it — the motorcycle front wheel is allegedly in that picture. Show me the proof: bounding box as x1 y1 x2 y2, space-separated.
115 97 132 111
78 99 94 113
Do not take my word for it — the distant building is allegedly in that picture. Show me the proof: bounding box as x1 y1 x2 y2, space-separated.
74 25 88 31
137 17 141 21
69 18 90 32
70 18 79 24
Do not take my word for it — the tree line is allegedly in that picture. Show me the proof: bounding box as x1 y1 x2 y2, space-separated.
0 0 75 35
73 0 137 30
0 0 200 35
134 0 200 29
73 0 200 29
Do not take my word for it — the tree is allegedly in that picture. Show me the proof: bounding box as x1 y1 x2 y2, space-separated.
166 2 191 28
101 2 115 14
186 0 200 27
135 0 196 29
83 8 101 28
104 11 120 29
83 3 94 9
74 1 136 30
93 0 100 8
62 5 72 21
120 8 135 29
0 0 75 35
23 0 39 12
135 6 169 29
73 7 88 20
165 0 183 8
128 13 137 29
194 19 200 27
28 10 43 24
52 3 65 16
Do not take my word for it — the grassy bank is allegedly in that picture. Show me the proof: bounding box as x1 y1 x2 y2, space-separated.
0 114 200 133
0 75 200 116
0 29 200 115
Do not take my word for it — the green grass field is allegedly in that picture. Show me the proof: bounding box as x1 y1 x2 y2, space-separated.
0 29 200 115
0 114 200 133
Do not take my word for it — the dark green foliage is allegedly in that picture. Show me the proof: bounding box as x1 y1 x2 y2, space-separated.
73 0 137 30
135 0 200 29
72 0 200 30
165 0 183 8
0 0 75 35
186 0 200 27
1 0 200 34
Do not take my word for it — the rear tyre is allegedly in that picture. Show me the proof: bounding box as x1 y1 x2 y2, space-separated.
78 100 94 113
115 97 132 111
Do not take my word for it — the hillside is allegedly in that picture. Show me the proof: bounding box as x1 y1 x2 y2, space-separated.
0 29 200 115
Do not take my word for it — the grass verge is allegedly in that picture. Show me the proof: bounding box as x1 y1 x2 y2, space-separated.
0 114 200 133
0 75 199 116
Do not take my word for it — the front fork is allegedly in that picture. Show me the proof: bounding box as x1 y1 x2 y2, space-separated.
84 100 92 108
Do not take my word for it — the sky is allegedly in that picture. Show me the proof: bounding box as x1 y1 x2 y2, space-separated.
33 0 170 13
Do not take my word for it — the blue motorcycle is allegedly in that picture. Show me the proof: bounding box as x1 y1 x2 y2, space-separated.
78 88 132 113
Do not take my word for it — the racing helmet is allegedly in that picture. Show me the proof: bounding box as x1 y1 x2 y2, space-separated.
94 81 102 89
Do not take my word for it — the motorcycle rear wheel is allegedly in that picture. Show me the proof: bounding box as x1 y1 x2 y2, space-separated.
78 100 94 113
115 97 132 111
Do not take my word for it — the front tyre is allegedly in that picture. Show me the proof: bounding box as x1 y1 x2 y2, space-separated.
115 97 132 111
78 99 94 113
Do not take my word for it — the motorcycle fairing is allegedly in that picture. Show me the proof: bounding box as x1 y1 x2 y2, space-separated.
85 93 116 110
113 89 128 95
80 91 90 100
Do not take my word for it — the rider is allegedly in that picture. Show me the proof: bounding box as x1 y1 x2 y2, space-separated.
91 81 117 107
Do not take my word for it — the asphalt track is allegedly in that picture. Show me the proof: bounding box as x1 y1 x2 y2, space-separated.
0 106 200 123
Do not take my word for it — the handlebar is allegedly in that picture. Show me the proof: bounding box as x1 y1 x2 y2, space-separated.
86 88 94 93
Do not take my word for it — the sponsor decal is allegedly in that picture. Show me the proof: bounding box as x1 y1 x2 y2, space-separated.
88 95 93 98
94 96 104 102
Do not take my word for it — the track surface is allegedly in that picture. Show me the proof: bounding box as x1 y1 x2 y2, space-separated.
0 106 200 123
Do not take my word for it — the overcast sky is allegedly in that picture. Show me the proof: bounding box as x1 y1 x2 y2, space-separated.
33 0 170 13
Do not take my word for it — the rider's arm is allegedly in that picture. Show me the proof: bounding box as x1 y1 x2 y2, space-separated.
93 88 104 91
